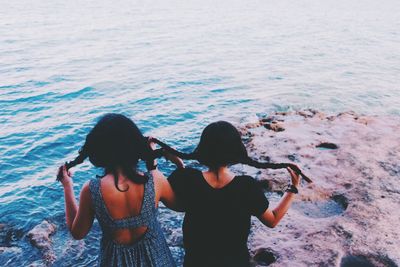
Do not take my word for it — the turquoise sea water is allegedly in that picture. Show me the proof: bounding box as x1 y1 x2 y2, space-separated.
1 0 399 265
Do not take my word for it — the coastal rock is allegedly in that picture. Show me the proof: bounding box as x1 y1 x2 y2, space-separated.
27 220 56 264
263 121 285 132
242 110 400 266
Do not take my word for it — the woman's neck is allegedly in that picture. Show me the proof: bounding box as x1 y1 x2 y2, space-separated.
203 166 235 188
111 167 142 183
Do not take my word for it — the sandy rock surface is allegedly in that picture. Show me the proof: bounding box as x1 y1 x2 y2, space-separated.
239 110 400 267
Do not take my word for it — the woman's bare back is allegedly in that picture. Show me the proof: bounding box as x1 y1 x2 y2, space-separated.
100 174 149 245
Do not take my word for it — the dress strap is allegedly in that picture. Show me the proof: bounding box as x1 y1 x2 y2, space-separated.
89 178 113 227
142 172 156 211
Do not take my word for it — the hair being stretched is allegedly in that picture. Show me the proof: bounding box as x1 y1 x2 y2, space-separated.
62 114 163 191
240 157 312 182
150 121 312 183
63 118 311 185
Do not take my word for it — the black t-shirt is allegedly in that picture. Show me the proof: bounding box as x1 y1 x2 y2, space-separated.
168 168 269 267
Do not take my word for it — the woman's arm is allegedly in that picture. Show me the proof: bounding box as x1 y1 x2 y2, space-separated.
152 169 185 212
59 165 95 239
147 138 185 211
258 167 300 228
163 151 185 169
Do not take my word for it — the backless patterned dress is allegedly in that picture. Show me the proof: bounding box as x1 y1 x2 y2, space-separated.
89 173 176 267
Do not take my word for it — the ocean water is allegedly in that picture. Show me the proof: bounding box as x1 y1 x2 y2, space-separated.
0 0 399 265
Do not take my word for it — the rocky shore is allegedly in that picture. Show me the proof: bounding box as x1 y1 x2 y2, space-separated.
238 110 400 267
1 110 399 267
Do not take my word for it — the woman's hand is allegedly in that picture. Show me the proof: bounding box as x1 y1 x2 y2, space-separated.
163 151 185 169
57 165 73 188
287 166 300 188
146 137 158 171
258 166 301 228
148 137 185 169
148 137 157 151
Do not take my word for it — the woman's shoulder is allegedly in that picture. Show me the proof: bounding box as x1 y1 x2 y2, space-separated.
234 175 263 190
168 167 202 193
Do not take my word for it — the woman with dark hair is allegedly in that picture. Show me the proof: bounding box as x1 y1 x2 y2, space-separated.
57 113 182 267
149 121 311 267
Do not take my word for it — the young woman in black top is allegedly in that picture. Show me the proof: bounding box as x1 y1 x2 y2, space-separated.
150 121 311 267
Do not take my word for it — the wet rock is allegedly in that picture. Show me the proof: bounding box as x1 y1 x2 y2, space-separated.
253 248 277 266
27 220 56 264
27 220 56 249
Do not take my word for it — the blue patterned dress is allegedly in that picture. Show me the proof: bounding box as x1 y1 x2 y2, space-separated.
89 173 176 267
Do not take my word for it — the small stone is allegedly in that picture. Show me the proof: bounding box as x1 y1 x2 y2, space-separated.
264 121 285 132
